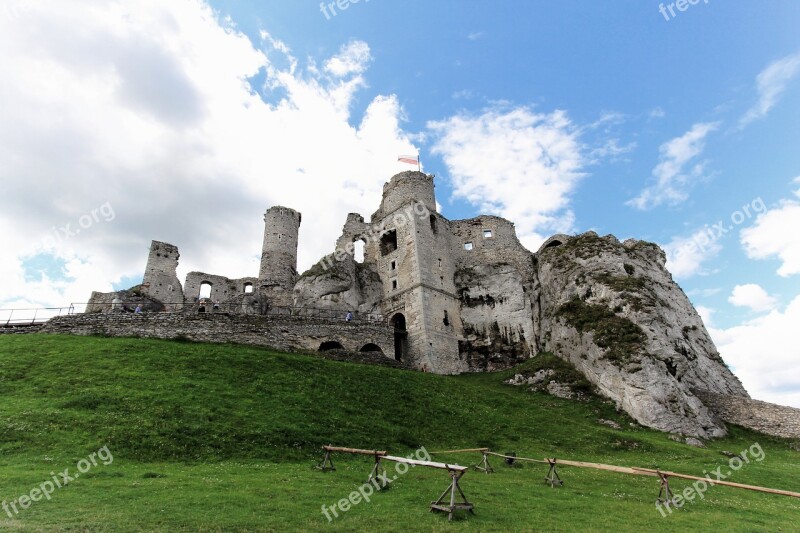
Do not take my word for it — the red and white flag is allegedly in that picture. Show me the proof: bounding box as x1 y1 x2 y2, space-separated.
397 155 419 166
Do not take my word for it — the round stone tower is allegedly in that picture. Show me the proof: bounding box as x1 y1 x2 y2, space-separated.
379 171 437 216
259 206 302 291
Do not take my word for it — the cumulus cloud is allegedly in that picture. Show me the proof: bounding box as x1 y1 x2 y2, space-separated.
662 227 723 279
627 122 719 210
739 51 800 129
728 284 778 313
740 182 800 277
428 107 584 250
709 295 800 408
0 0 418 309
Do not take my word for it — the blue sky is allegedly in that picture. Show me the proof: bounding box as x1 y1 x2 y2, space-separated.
1 1 798 405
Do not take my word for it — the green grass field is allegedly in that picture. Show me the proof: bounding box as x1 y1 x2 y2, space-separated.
0 334 798 531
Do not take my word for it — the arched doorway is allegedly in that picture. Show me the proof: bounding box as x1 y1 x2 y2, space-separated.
318 341 345 351
390 313 408 362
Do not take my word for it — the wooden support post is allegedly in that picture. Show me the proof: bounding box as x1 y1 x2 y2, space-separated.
430 469 474 521
315 449 335 472
474 451 494 474
656 471 673 504
545 458 563 487
367 453 388 488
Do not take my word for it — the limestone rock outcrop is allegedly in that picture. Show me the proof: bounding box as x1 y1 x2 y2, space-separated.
534 232 748 438
293 256 382 316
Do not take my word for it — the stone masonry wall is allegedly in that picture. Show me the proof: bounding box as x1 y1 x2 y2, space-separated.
694 390 800 440
142 240 184 307
40 313 394 357
184 272 258 303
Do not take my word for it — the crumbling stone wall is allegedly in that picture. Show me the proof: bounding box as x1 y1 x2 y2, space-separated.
40 313 394 357
694 390 800 440
183 272 258 304
141 241 184 308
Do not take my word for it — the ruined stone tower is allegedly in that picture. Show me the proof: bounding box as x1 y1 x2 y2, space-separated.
371 171 466 374
259 206 301 301
141 240 184 308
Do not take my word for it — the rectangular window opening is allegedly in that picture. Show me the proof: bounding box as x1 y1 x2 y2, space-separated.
483 229 493 238
464 242 473 251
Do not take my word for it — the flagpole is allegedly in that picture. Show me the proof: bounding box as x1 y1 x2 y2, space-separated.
417 153 421 172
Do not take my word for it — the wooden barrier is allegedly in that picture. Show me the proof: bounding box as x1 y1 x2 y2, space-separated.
315 446 475 521
383 456 473 520
632 467 800 499
323 445 387 455
315 445 387 474
428 448 494 474
317 443 800 521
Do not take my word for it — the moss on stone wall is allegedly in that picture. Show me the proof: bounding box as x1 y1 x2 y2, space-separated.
556 297 647 365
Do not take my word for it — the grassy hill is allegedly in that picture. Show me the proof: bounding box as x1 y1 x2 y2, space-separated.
0 334 798 531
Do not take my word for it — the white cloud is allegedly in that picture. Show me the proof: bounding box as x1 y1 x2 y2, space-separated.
740 184 800 277
709 295 800 408
739 51 800 128
467 31 485 41
427 107 585 250
627 122 719 210
728 284 778 312
662 227 723 279
0 1 418 309
323 40 371 77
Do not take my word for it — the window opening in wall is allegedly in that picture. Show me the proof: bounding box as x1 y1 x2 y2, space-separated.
391 260 396 270
430 214 438 234
243 282 254 294
443 310 450 326
483 229 493 238
392 279 398 290
464 242 473 251
353 240 365 263
199 281 212 299
380 230 398 256
438 258 442 268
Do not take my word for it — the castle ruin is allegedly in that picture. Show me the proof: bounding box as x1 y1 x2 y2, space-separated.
84 170 751 439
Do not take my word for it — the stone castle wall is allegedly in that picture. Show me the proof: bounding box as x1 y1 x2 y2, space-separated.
694 390 800 440
184 272 258 303
142 240 184 306
259 206 301 291
39 313 394 357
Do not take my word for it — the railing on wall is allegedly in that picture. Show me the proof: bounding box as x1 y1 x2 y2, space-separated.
1 302 385 325
0 305 76 327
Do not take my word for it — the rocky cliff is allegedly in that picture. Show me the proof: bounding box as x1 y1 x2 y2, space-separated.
293 255 382 316
533 232 748 438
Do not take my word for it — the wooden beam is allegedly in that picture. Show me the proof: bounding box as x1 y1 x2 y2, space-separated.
383 455 468 472
486 451 548 464
632 467 800 498
322 445 386 456
428 448 489 454
551 459 658 477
